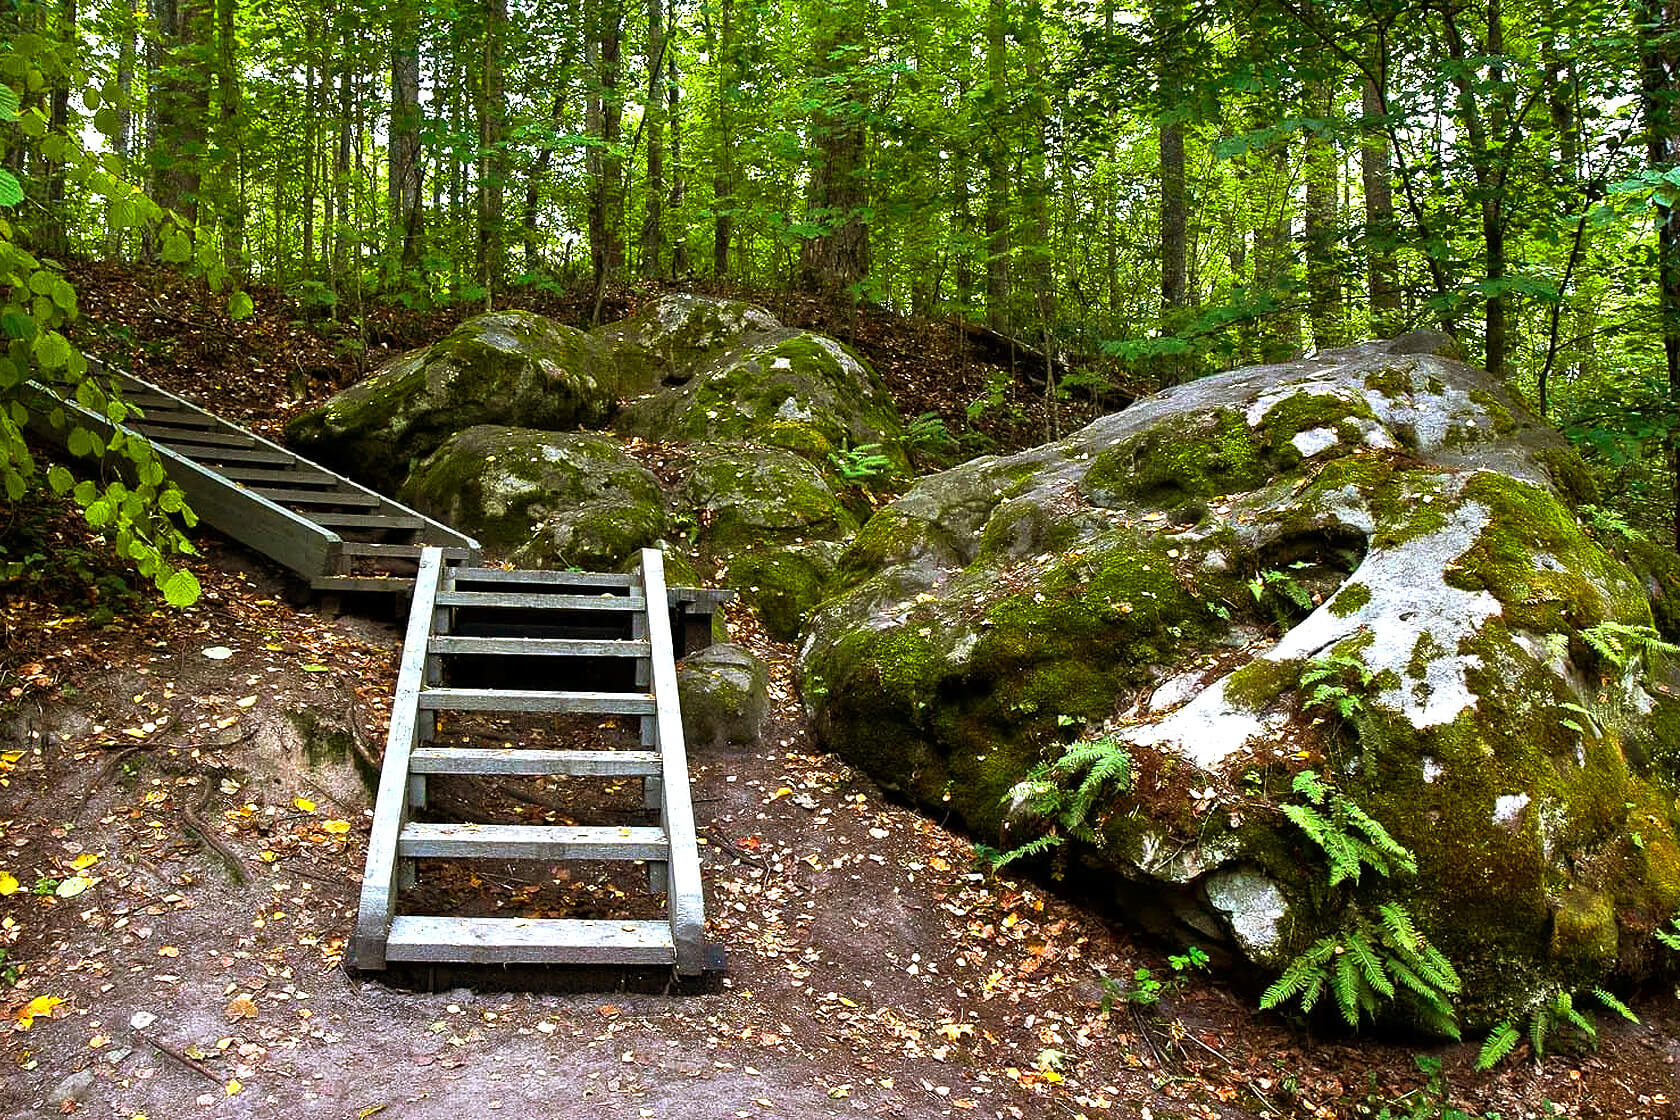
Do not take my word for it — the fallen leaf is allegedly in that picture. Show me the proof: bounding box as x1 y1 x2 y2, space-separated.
225 1079 242 1096
69 853 99 871
202 646 234 660
158 946 180 958
55 876 94 898
292 797 316 813
225 995 259 1020
235 696 258 709
300 664 328 673
321 820 351 835
13 994 63 1029
0 872 18 896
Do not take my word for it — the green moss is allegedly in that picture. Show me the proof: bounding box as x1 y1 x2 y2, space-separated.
1530 446 1600 509
1363 367 1414 398
1253 391 1376 466
1082 408 1267 507
1224 656 1304 710
1328 582 1371 617
1467 390 1518 437
725 547 838 642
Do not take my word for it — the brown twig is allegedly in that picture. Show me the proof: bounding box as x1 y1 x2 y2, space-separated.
131 1029 224 1086
1173 1025 1281 1117
181 774 249 885
74 745 148 817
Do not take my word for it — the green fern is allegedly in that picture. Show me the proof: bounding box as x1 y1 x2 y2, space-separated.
1579 621 1680 674
1259 904 1460 1035
1298 654 1377 721
1282 770 1415 887
1476 986 1639 1069
1654 912 1680 951
990 735 1134 867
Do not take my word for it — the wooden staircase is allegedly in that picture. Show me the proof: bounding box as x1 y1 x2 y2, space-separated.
355 547 716 975
22 365 479 591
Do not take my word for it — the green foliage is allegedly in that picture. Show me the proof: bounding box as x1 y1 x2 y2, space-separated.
1578 622 1680 675
1007 734 1134 845
1298 654 1377 722
1102 945 1209 1011
1247 563 1314 629
1367 1055 1502 1120
1281 770 1415 888
1653 912 1680 951
1260 902 1461 1037
1475 987 1638 1070
826 441 895 483
904 411 959 468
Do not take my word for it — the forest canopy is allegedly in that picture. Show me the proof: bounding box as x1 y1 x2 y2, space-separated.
5 0 1680 534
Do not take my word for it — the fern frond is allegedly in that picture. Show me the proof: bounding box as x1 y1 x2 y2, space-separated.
1376 901 1421 953
1476 1022 1520 1070
1409 997 1462 1041
1332 951 1362 1027
1343 928 1394 999
1343 802 1417 875
1530 1000 1552 1059
1298 971 1326 1014
1593 987 1639 1024
1290 769 1329 803
1260 937 1335 1010
1411 942 1462 994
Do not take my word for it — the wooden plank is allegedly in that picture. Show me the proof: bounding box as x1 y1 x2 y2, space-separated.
128 409 220 429
640 548 708 975
397 822 668 860
355 548 445 970
215 464 340 487
427 635 650 658
181 445 296 466
408 747 662 777
435 590 645 611
311 575 412 592
307 512 426 529
452 568 635 589
384 916 674 965
253 486 384 507
130 424 257 448
416 688 656 715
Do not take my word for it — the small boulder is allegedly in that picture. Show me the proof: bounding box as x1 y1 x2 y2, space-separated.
614 328 909 476
592 293 782 399
684 446 858 641
676 643 770 751
399 425 666 569
287 311 617 489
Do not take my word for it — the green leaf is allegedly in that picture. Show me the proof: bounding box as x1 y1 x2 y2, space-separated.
0 84 18 121
33 331 72 369
66 426 97 458
161 568 201 607
84 499 112 527
45 464 72 495
228 290 254 321
0 170 23 210
161 230 192 264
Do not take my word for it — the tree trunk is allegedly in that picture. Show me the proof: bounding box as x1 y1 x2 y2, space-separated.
107 0 134 259
983 0 1009 331
215 0 243 276
709 0 733 276
587 0 624 307
1361 71 1400 333
1159 120 1187 316
640 0 664 278
1640 0 1680 547
668 46 688 276
389 0 423 276
478 0 507 306
150 0 211 224
1303 79 1344 347
797 0 869 295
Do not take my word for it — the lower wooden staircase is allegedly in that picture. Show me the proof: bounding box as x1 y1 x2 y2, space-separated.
23 365 479 591
355 547 718 975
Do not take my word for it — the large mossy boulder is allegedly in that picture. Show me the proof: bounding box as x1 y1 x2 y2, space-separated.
685 446 858 641
614 328 910 476
287 311 618 490
592 293 782 399
800 333 1680 1028
398 425 666 569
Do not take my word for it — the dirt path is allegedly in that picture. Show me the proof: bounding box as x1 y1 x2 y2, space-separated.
4 541 1679 1120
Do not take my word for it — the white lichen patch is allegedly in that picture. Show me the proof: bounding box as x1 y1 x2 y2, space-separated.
1129 493 1502 768
1244 380 1355 427
1494 793 1531 826
1291 427 1341 458
776 396 814 422
1204 868 1290 966
1422 757 1442 783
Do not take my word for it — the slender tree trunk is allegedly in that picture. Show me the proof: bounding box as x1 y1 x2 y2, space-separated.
1640 0 1680 547
331 35 351 291
302 16 316 276
952 96 973 311
711 0 734 276
150 0 210 224
215 0 243 276
798 0 869 295
587 0 624 309
1303 79 1344 347
1160 121 1187 316
44 0 75 258
524 95 564 273
390 0 423 276
478 0 506 305
640 0 665 277
1361 70 1400 333
983 0 1009 331
107 0 135 259
668 46 688 276
1019 1 1051 322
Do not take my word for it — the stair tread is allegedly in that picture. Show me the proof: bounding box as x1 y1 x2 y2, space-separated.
435 590 645 611
409 747 661 776
308 512 425 528
427 635 650 657
397 822 668 860
254 486 383 506
384 916 674 964
417 687 657 715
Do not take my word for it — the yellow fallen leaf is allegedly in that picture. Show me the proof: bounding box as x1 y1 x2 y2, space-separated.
70 853 99 871
225 995 258 1020
13 994 63 1029
158 945 180 957
292 797 317 813
0 871 18 896
236 696 258 709
768 787 792 801
55 875 94 898
225 1079 242 1096
321 820 351 835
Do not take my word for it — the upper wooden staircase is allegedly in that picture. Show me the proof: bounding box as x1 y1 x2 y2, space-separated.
22 364 480 591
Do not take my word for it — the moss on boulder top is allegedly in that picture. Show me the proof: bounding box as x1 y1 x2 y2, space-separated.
614 327 910 475
801 333 1680 1029
684 446 858 641
592 293 782 399
285 311 618 490
397 425 666 570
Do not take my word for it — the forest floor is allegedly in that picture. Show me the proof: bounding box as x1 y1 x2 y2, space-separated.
2 267 1679 1120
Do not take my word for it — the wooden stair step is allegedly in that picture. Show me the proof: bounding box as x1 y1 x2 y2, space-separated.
397 822 668 860
308 512 425 529
409 747 661 777
427 635 650 658
339 542 425 557
217 464 340 487
312 575 409 592
133 425 255 448
130 409 218 429
255 486 383 507
435 590 645 611
384 916 673 965
451 568 635 590
417 687 656 715
189 445 296 466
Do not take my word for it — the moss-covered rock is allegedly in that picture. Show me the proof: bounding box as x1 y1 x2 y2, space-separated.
590 294 782 399
684 446 858 641
801 334 1680 1030
676 642 770 752
398 425 666 569
614 328 910 477
287 311 618 489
